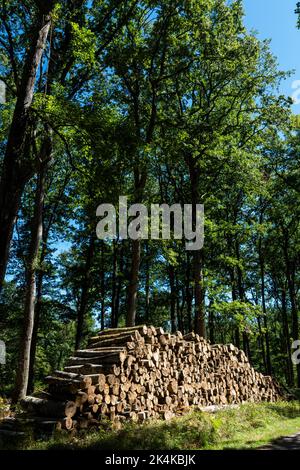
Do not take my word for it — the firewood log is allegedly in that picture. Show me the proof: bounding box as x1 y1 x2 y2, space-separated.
21 396 77 418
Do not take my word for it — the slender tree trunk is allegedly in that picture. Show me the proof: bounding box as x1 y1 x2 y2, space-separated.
145 242 150 324
234 328 240 349
114 242 124 327
0 5 55 291
229 268 240 348
168 264 176 333
12 163 47 403
176 275 184 333
236 242 245 300
126 165 147 326
242 331 251 362
256 313 267 373
194 249 205 336
27 165 70 392
281 287 294 386
283 230 300 387
111 240 117 328
236 241 252 359
186 252 192 333
100 242 105 331
188 158 205 337
100 297 105 330
126 239 141 326
288 266 300 387
75 235 95 349
208 306 215 344
145 266 150 324
258 235 272 374
27 266 43 394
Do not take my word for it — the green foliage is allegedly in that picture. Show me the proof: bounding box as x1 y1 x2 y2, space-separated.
296 2 300 29
70 22 97 66
5 402 300 450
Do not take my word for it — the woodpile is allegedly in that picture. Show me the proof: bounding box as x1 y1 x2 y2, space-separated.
20 325 283 431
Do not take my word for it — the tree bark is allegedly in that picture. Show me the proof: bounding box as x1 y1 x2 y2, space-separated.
27 168 69 394
229 267 241 349
208 305 215 344
126 239 141 326
0 5 55 291
12 158 47 403
75 235 95 350
176 274 184 333
126 165 147 326
242 331 251 362
100 241 105 331
111 240 117 328
168 264 176 333
26 262 43 395
258 237 272 374
187 156 205 337
145 242 150 323
282 229 300 387
185 252 192 333
256 312 267 373
281 287 294 386
114 242 124 327
194 249 205 337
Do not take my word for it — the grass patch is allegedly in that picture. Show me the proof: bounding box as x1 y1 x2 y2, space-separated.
2 401 300 450
206 401 300 449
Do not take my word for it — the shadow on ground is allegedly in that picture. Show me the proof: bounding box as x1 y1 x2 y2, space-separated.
258 433 300 450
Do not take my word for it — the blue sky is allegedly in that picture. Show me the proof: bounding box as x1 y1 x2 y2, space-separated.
243 0 300 111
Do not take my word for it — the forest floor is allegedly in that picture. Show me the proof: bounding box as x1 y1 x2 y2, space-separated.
1 401 300 450
258 432 300 450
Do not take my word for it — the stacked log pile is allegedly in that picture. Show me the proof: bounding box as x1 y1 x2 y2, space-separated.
19 325 283 431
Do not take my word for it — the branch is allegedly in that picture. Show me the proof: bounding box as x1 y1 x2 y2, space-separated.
0 3 20 91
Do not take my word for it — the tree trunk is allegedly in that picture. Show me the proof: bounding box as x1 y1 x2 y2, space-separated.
258 230 272 374
188 157 205 337
229 268 241 349
12 161 47 403
168 264 176 333
242 331 251 362
114 242 124 327
234 327 240 349
0 5 54 291
256 313 267 373
176 274 184 333
27 267 43 395
126 239 141 326
235 241 253 360
100 241 105 331
281 287 294 386
75 235 95 350
194 249 205 337
185 252 192 333
126 166 147 326
27 167 69 393
111 240 117 328
208 304 215 344
145 242 150 323
283 229 300 387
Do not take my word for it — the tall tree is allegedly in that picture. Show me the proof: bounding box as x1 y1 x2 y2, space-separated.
0 0 57 290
